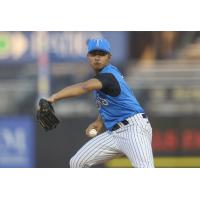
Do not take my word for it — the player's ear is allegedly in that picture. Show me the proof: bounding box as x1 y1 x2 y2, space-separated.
108 53 112 59
87 53 90 59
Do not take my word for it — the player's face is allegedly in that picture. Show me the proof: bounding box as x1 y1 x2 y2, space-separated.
87 50 111 71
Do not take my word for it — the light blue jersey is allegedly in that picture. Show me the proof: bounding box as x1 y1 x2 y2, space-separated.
93 64 144 130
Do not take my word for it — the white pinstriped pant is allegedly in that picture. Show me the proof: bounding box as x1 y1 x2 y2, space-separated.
70 113 154 168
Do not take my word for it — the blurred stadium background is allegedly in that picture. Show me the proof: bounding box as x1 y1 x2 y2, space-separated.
0 31 200 168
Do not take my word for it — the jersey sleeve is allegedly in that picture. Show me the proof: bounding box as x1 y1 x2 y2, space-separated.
94 73 121 97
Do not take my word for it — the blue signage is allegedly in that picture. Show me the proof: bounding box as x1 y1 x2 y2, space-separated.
0 32 128 64
0 116 35 167
0 32 102 63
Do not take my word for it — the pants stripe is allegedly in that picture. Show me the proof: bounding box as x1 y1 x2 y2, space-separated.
124 125 140 167
130 126 148 167
81 139 116 167
70 133 111 167
71 132 119 167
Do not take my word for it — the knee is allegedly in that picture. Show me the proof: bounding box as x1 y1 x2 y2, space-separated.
69 155 80 168
69 154 89 168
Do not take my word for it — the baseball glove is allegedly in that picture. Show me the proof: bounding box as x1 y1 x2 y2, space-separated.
36 98 60 131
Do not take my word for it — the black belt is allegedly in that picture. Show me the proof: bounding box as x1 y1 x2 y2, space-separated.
111 113 147 131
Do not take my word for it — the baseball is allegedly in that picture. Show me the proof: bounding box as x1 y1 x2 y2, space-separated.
88 129 97 137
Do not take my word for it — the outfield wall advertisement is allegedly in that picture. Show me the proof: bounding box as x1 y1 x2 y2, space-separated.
0 117 35 167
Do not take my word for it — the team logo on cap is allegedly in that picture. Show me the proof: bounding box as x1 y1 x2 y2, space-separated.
96 39 102 47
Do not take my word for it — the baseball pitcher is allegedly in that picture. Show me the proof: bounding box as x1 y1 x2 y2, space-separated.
39 38 154 168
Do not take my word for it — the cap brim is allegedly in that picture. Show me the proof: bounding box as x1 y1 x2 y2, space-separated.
88 49 110 54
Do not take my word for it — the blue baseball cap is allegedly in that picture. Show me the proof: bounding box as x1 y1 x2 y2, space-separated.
87 38 111 54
